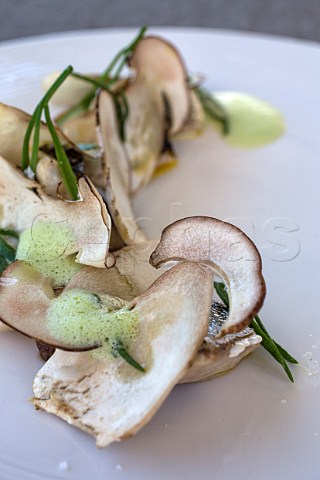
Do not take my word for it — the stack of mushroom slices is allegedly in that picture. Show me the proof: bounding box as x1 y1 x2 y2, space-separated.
0 216 265 448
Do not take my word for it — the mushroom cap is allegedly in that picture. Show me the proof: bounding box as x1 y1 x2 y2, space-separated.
32 261 213 447
150 216 266 335
96 35 193 197
129 36 191 135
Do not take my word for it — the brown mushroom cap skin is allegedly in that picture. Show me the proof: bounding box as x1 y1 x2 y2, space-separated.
150 216 266 336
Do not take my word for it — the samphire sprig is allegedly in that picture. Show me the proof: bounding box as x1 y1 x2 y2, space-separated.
113 339 145 373
0 230 19 275
21 65 80 201
214 282 298 382
57 26 147 126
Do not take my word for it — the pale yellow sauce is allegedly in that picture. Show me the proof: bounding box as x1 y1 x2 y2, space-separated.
209 91 285 148
46 289 139 359
15 221 81 287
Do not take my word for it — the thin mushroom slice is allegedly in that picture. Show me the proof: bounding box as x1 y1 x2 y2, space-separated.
96 36 193 195
0 156 112 268
67 239 260 381
150 216 266 335
122 36 192 192
128 36 191 135
96 90 146 244
32 261 212 448
0 261 98 351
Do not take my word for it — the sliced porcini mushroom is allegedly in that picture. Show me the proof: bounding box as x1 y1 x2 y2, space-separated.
0 261 100 350
96 36 192 195
121 36 191 192
66 238 261 382
128 36 190 135
96 90 147 244
0 103 103 195
32 261 213 448
150 216 266 335
0 156 111 267
123 81 165 193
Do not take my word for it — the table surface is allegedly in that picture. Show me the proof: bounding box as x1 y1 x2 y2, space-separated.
1 0 320 43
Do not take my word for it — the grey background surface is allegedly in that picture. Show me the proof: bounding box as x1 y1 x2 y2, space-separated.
1 0 320 43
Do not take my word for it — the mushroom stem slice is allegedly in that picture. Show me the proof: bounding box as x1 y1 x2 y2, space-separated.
150 216 266 335
0 261 99 351
33 261 213 447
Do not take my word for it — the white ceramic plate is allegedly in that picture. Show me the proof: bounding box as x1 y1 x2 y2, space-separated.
0 28 319 480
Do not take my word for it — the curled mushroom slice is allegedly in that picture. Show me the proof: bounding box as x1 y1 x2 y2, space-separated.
129 36 190 135
150 216 266 335
0 156 111 268
97 90 146 244
122 36 191 192
67 238 261 381
32 261 212 447
96 36 192 195
0 261 98 351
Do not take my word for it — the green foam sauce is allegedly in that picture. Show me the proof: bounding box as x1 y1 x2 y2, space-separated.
15 221 81 287
47 289 139 358
210 92 285 148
